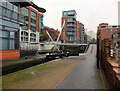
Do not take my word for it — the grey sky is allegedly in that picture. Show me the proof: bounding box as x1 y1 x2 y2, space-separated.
33 0 119 33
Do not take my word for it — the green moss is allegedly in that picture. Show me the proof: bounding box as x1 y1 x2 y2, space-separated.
2 58 46 75
2 62 52 85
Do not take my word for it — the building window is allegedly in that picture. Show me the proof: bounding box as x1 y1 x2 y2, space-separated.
101 26 106 29
30 33 36 42
2 31 9 38
64 12 66 16
2 38 8 50
21 7 29 30
1 2 19 21
9 39 15 50
10 32 15 38
39 16 43 42
30 11 36 32
40 16 43 21
21 31 28 42
0 30 19 50
13 12 18 21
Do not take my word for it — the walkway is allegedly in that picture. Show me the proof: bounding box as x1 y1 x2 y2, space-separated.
55 44 104 89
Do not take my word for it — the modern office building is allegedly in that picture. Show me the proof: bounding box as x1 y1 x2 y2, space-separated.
61 10 77 43
97 23 120 40
0 0 32 60
20 3 46 56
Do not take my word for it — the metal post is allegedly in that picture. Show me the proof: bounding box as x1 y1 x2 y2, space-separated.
97 38 99 69
46 31 59 51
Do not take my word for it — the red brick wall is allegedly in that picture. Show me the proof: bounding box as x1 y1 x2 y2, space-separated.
100 28 119 40
0 50 20 61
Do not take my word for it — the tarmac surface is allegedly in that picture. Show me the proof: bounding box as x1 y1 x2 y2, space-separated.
55 44 104 89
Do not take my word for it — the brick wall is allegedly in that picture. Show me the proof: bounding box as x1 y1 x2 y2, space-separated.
99 39 120 89
0 50 20 61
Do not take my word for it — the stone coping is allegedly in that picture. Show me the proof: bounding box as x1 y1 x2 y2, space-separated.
107 57 120 81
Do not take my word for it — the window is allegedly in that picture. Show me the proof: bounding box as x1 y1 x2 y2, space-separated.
22 7 29 14
7 2 13 10
30 11 36 32
67 18 73 22
21 7 29 29
31 11 36 18
0 6 2 16
0 1 2 6
13 22 19 28
30 25 36 31
40 22 43 27
0 31 2 37
0 30 19 50
2 1 7 7
30 33 36 42
39 16 43 41
31 18 36 25
64 12 66 16
2 31 9 38
13 12 18 20
21 31 28 41
9 39 15 50
0 38 2 50
101 26 106 29
2 7 7 16
14 5 18 13
40 16 43 21
2 19 12 27
7 9 11 18
2 38 8 50
10 32 15 38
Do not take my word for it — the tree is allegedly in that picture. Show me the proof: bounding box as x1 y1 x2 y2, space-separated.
42 34 49 41
91 38 96 44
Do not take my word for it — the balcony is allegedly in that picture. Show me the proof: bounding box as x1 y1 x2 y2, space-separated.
67 23 76 27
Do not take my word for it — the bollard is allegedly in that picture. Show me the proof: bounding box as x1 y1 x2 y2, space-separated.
25 56 28 60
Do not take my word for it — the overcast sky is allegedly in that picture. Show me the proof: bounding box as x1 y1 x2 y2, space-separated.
33 0 119 33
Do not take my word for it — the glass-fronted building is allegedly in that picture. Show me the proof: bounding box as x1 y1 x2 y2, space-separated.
0 0 32 60
61 10 77 43
20 4 46 56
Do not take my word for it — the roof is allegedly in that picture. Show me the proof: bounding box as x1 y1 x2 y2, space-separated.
8 0 46 13
63 10 76 13
31 2 46 13
8 0 33 7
